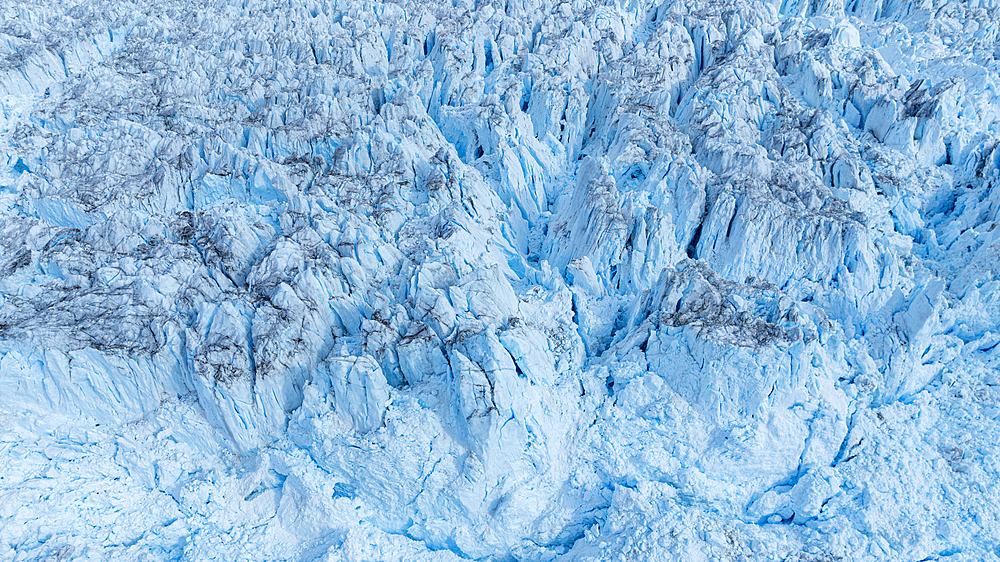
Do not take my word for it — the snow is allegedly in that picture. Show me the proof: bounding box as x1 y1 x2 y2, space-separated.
1 0 1000 559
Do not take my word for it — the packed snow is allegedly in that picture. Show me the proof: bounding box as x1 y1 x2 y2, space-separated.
1 0 1000 559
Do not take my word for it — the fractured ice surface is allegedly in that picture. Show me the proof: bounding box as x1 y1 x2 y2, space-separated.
1 0 1000 559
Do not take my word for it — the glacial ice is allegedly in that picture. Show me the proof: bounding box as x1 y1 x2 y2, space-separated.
1 0 1000 559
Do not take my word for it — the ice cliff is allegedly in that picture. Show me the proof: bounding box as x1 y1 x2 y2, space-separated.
1 0 1000 559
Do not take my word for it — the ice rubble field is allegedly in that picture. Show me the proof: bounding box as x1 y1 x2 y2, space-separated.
0 0 1000 558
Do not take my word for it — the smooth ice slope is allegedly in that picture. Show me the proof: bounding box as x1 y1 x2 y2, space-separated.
1 0 1000 559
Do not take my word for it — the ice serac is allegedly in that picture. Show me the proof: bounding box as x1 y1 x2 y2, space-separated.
1 0 1000 559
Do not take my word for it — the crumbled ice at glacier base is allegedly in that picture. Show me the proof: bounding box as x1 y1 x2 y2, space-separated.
1 0 1000 559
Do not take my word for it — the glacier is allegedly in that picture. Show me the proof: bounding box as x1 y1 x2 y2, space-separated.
1 0 1000 559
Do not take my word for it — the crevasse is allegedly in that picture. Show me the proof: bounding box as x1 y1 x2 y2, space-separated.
1 0 999 559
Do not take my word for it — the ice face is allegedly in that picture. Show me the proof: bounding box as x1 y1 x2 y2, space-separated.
1 0 999 559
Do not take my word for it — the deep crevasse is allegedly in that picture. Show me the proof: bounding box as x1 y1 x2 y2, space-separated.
1 0 999 559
